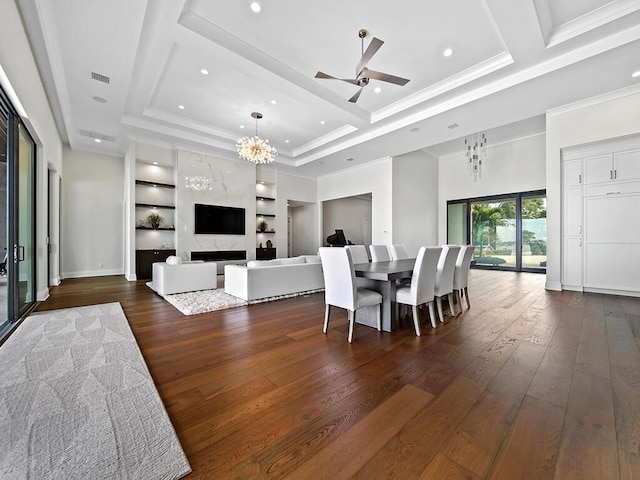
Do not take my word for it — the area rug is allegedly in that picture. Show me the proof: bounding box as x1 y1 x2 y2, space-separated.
0 302 191 479
162 288 324 315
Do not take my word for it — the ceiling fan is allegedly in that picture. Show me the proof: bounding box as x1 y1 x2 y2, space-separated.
315 29 410 103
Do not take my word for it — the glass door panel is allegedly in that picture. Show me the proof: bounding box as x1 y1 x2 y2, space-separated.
470 199 517 269
0 104 7 331
521 195 547 271
16 123 35 315
447 202 467 245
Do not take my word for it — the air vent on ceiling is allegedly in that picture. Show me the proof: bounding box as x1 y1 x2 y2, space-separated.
78 129 115 142
91 72 110 84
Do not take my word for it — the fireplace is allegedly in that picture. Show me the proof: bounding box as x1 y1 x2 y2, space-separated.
191 250 247 262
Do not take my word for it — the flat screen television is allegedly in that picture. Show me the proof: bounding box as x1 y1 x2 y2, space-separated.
194 203 245 235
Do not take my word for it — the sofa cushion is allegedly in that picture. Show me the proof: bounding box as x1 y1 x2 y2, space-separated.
166 255 182 265
300 255 320 264
247 256 306 268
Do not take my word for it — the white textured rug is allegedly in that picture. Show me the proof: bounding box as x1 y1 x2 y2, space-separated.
162 288 324 315
0 302 191 480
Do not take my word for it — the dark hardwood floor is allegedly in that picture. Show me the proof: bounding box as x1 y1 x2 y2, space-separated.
36 270 640 479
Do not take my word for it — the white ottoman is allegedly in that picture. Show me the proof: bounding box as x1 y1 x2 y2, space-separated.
149 261 217 295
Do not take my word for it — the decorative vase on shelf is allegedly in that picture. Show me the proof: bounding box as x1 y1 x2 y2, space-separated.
258 220 267 232
147 212 163 230
266 239 273 248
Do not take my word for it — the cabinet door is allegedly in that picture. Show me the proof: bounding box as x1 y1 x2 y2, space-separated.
563 186 582 236
614 149 640 182
563 237 582 288
563 159 582 187
583 154 613 184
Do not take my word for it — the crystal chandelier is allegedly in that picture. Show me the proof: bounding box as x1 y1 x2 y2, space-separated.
236 112 277 164
464 132 487 182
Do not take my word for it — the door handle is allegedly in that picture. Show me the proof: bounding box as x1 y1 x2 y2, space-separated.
18 246 24 261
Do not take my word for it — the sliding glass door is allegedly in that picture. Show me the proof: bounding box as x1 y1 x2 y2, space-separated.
448 190 546 273
1 86 36 340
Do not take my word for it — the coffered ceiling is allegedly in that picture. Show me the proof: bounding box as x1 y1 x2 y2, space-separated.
16 0 640 177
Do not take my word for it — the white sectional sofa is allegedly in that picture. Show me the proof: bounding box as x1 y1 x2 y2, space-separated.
149 260 218 295
224 255 324 301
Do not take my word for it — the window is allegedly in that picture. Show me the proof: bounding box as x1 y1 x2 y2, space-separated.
447 190 546 273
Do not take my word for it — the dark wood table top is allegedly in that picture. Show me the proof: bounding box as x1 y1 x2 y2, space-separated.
353 258 415 281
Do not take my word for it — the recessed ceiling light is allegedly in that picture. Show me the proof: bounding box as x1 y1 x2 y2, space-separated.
240 125 245 129
410 127 420 133
320 120 326 125
92 96 107 103
285 139 290 143
443 48 454 57
260 181 265 184
200 69 209 75
250 2 261 13
270 99 277 105
346 157 354 162
94 138 102 143
152 161 158 165
178 104 185 110
374 87 382 94
633 70 640 78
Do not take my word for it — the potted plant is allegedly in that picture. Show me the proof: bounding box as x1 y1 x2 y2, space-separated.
258 220 268 232
147 212 164 230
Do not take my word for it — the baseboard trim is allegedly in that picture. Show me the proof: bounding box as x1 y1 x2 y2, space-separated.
545 281 562 291
584 286 640 298
125 273 137 281
62 269 124 279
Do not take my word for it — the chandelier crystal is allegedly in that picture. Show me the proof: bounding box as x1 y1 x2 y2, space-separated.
185 176 212 191
237 112 277 164
464 132 487 182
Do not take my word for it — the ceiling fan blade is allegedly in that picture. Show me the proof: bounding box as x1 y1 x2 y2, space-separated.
348 88 363 103
315 71 359 85
356 37 384 75
365 69 410 86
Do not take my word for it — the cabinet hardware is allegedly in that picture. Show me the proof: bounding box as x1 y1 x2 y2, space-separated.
578 174 581 184
606 192 621 195
614 169 617 179
578 225 582 234
610 170 613 180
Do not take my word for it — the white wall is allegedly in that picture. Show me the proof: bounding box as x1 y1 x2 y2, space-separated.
438 134 546 244
318 157 393 246
392 151 439 255
176 149 255 261
62 147 124 278
545 86 640 290
0 1 63 299
322 195 372 246
290 204 318 256
274 171 318 256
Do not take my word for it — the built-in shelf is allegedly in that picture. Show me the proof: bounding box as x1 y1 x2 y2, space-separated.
256 231 276 234
136 203 176 210
256 213 276 217
256 196 275 201
136 226 175 231
135 179 175 189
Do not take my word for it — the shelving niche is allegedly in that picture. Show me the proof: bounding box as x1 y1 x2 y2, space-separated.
135 158 176 278
256 181 276 260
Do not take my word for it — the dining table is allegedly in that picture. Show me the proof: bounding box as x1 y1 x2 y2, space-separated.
353 258 415 332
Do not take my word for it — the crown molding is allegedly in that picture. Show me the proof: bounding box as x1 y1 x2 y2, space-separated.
547 82 640 116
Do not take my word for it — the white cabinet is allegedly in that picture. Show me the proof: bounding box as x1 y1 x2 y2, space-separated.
563 158 583 187
584 149 640 185
563 237 582 289
563 186 582 237
615 149 640 183
562 135 640 295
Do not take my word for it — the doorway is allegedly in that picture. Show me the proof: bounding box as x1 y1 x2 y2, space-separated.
447 190 547 273
0 86 37 341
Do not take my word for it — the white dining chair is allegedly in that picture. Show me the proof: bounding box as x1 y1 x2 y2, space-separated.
319 247 382 343
389 244 409 260
345 245 369 264
369 245 391 262
434 245 461 322
395 246 442 336
453 245 475 309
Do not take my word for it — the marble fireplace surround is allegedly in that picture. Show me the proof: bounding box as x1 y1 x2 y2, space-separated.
176 150 256 267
